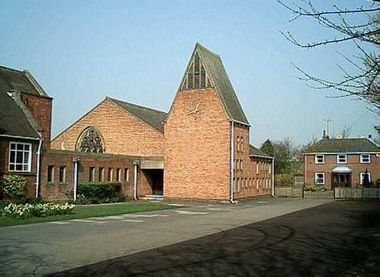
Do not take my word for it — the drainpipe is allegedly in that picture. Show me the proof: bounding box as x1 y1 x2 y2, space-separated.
133 160 139 200
271 157 275 196
73 156 80 202
229 120 235 203
35 136 43 199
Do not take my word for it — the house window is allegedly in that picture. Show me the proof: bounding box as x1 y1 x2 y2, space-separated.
117 168 121 182
47 166 55 183
99 167 105 182
125 168 129 182
360 154 370 163
315 173 325 185
315 154 324 164
8 142 32 172
108 168 113 181
256 163 259 174
337 154 347 164
240 160 243 171
360 172 371 185
89 167 95 182
59 166 66 183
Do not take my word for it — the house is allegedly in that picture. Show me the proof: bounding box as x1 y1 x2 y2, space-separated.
304 137 380 188
1 43 274 202
0 66 53 198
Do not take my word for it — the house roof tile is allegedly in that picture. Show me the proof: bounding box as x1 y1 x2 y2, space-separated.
305 138 380 153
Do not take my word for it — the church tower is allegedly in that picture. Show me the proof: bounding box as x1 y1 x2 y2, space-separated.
164 43 250 201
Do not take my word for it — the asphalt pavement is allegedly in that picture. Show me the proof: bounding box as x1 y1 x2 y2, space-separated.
50 200 380 277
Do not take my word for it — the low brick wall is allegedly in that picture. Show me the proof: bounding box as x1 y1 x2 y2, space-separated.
275 187 303 197
335 188 380 199
304 190 334 199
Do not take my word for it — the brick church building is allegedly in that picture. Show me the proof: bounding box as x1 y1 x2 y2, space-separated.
0 43 273 202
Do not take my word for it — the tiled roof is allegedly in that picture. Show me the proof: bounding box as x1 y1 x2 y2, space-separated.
109 97 167 133
193 43 249 125
249 144 273 158
305 138 380 153
0 92 39 138
0 65 48 96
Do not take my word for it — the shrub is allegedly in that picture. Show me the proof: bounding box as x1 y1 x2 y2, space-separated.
303 184 327 192
2 175 26 199
2 202 74 218
274 174 294 187
76 182 124 204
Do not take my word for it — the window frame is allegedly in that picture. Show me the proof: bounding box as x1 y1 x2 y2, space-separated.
59 166 66 183
315 154 325 164
360 172 371 185
360 154 370 164
8 142 33 172
315 172 325 185
47 165 55 183
337 154 347 164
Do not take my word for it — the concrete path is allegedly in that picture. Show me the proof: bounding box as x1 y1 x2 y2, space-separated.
0 198 332 276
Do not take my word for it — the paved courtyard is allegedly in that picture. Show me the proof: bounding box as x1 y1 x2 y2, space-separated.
1 198 334 276
50 200 380 277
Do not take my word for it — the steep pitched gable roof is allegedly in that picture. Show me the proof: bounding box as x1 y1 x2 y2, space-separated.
0 65 48 97
180 43 249 125
0 92 39 138
249 144 273 158
305 138 380 153
108 97 167 133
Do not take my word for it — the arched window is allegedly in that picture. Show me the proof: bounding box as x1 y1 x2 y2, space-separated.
77 127 104 153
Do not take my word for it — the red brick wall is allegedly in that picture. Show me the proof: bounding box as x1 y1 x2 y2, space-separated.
40 149 137 200
232 124 272 198
20 93 52 148
305 153 380 189
51 98 164 157
0 137 38 199
164 88 231 200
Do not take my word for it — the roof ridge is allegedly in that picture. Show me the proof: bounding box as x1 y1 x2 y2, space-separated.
0 65 24 73
195 43 220 58
107 97 167 115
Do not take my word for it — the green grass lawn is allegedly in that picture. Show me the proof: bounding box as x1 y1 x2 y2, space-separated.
0 201 178 227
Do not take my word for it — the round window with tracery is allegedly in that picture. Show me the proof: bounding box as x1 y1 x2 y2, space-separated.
77 127 104 153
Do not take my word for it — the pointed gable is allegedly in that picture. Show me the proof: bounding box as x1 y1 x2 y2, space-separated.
179 43 249 125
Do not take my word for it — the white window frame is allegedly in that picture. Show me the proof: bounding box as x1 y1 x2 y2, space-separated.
8 142 32 172
59 166 66 183
337 154 347 164
315 154 324 164
360 172 371 185
315 173 325 185
360 154 370 164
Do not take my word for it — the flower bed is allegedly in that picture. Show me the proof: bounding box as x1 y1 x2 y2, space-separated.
2 202 74 218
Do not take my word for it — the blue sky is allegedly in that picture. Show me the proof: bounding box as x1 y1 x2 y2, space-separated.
1 0 378 146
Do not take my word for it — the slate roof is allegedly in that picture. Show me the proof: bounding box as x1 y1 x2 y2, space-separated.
108 97 168 133
0 92 39 138
249 144 273 158
0 65 48 97
305 138 380 153
190 43 249 125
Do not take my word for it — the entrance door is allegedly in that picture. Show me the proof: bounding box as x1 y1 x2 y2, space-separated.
333 173 350 187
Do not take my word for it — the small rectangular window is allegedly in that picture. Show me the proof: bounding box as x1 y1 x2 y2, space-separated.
89 167 95 182
360 172 371 185
99 167 104 182
117 168 121 182
360 154 370 163
315 173 325 185
48 166 55 183
59 166 66 183
337 154 347 164
108 168 113 182
125 168 129 182
315 154 324 164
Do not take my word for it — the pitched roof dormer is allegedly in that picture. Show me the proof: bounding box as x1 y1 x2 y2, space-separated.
179 43 249 126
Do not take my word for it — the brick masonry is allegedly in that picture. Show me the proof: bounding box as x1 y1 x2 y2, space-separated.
51 98 164 157
304 153 380 189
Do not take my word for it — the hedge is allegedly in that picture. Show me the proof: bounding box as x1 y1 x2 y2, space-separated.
76 182 124 204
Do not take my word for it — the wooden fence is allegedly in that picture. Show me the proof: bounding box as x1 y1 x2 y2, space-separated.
334 188 380 199
275 187 303 198
304 190 335 199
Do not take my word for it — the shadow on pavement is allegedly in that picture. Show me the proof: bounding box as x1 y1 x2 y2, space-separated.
49 200 380 277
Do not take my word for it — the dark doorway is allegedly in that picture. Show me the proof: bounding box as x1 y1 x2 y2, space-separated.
143 169 163 195
332 173 351 188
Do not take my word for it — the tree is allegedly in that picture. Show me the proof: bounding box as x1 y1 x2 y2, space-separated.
271 138 298 174
260 139 275 157
278 0 380 113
